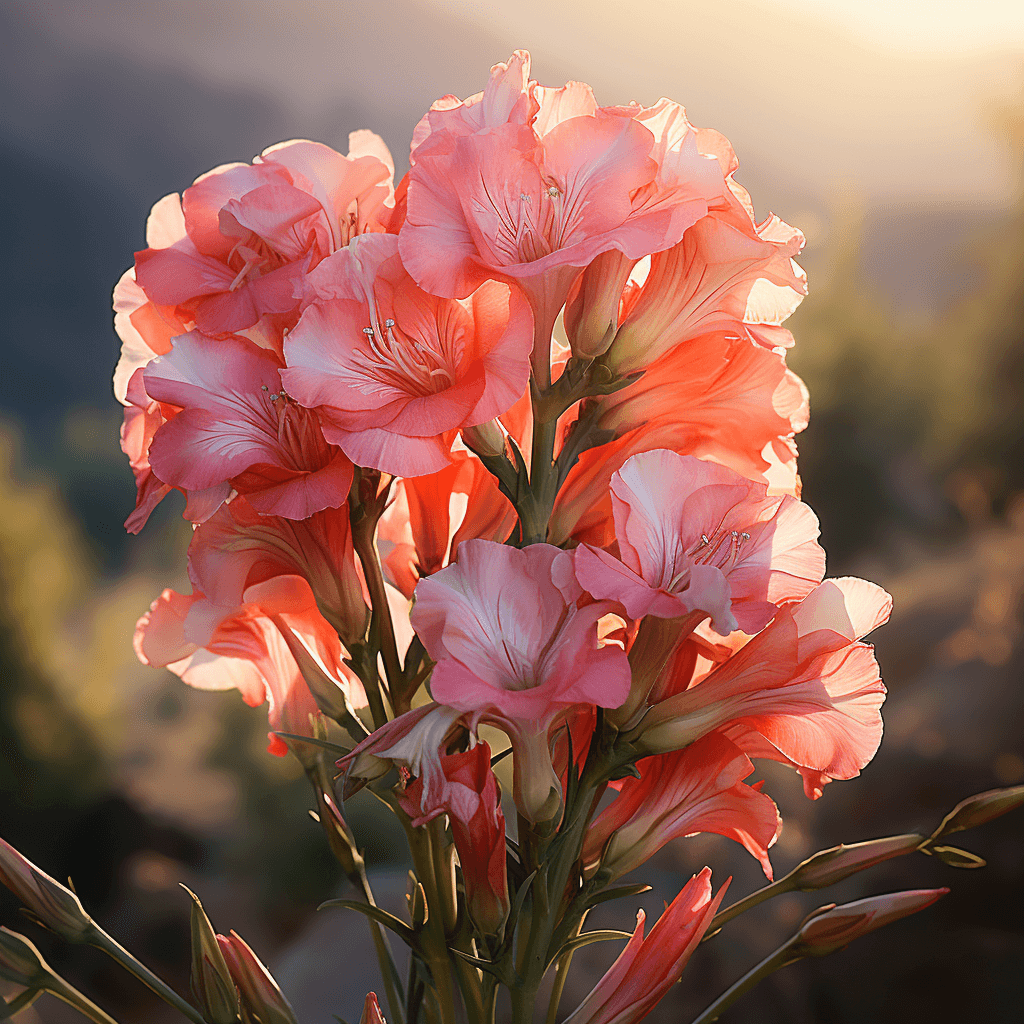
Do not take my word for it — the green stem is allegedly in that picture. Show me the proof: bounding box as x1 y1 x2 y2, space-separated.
86 927 205 1024
46 974 125 1024
703 877 797 940
2 987 41 1018
688 939 798 1024
544 911 587 1024
352 524 402 709
353 861 407 1024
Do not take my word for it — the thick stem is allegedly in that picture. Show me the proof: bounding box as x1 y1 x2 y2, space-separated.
353 525 403 699
688 939 798 1024
86 927 205 1024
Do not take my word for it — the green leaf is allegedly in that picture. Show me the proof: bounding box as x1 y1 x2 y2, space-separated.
273 732 352 759
928 845 987 869
317 899 417 947
451 948 514 985
549 929 632 968
586 883 653 908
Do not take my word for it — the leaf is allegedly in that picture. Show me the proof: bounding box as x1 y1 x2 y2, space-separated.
451 948 513 984
928 845 987 869
549 929 633 967
273 732 352 759
586 883 653 908
317 899 417 947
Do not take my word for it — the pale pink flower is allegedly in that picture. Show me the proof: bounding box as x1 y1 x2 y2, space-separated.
583 732 781 882
574 450 824 635
564 868 728 1024
131 135 394 346
143 330 353 521
399 51 725 366
411 539 631 821
282 234 533 477
636 578 892 794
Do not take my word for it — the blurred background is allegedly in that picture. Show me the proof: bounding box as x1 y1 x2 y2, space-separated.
0 1 1022 1021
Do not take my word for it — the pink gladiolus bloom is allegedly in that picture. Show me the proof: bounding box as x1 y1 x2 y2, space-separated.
377 455 515 598
282 234 533 477
636 578 891 794
411 539 631 821
399 51 725 366
550 331 807 548
131 135 394 345
142 331 354 522
574 450 824 635
399 742 510 935
583 733 780 882
564 868 728 1024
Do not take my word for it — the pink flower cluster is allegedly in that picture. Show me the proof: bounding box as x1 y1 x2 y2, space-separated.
117 50 891 1022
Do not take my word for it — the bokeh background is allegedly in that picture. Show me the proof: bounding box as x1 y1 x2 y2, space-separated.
1 1 1022 1021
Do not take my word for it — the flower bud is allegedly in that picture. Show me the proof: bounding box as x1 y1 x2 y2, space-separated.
360 992 387 1024
793 888 948 958
932 784 1024 839
0 836 92 940
789 834 925 891
217 930 298 1024
311 776 362 877
462 419 508 460
183 886 239 1024
564 250 637 359
0 927 50 989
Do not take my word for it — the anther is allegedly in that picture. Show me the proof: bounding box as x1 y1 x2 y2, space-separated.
546 185 560 198
261 385 269 392
384 318 395 328
740 532 750 541
363 327 375 336
700 534 710 546
519 192 531 203
270 394 279 402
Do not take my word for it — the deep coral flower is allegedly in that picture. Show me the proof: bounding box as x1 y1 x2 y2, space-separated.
636 578 892 796
563 868 728 1024
281 234 532 476
573 449 824 635
410 539 631 821
583 732 781 882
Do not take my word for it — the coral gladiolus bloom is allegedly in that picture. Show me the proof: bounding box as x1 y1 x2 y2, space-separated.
583 732 780 882
564 868 728 1024
400 51 725 362
399 743 510 935
574 450 824 634
411 539 631 821
282 234 533 477
130 135 394 345
636 578 891 795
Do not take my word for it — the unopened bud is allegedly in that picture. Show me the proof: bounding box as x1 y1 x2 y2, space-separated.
360 992 387 1024
0 927 49 989
789 834 924 890
183 886 239 1024
0 836 92 940
274 624 357 727
932 784 1024 839
564 250 637 359
311 778 361 877
794 888 948 958
406 871 429 929
462 420 507 460
217 930 298 1024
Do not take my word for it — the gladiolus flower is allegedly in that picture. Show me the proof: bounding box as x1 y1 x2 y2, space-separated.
398 742 510 935
129 135 394 346
142 331 354 522
400 51 726 368
376 454 515 598
411 539 631 821
574 450 824 635
0 838 92 940
217 930 299 1024
282 234 533 477
583 733 780 882
635 578 891 794
563 868 728 1024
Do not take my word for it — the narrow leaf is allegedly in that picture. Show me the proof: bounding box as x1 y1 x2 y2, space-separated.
549 929 632 967
317 900 417 947
586 883 653 908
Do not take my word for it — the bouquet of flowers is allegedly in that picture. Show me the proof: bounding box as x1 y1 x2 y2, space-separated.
2 49 1021 1024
